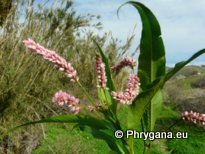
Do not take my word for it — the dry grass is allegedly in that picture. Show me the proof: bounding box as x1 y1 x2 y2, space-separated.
0 1 133 153
164 73 205 112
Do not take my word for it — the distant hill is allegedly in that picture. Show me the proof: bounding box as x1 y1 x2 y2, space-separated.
164 65 205 113
166 65 205 79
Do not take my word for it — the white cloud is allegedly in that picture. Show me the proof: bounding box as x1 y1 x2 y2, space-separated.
73 0 205 65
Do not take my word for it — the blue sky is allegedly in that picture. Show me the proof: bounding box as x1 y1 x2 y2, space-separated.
73 0 205 66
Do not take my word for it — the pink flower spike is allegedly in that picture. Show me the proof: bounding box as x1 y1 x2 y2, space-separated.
111 56 136 73
111 74 140 105
23 38 79 82
95 54 107 89
181 111 205 128
52 90 80 114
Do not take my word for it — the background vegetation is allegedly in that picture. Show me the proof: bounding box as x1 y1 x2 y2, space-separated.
0 0 205 153
0 0 133 153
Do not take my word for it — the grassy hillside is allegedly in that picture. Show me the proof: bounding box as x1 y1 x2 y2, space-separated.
32 103 205 154
169 65 205 77
164 66 205 113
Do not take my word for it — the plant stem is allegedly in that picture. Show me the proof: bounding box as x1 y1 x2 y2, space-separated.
130 138 135 154
77 81 96 105
141 119 146 154
103 88 117 116
125 138 135 154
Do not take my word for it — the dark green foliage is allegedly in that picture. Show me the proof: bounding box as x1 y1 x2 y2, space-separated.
0 0 12 26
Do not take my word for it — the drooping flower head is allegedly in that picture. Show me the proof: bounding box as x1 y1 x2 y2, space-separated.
52 90 80 114
112 74 140 105
95 54 107 89
23 38 79 82
181 111 205 128
111 56 136 73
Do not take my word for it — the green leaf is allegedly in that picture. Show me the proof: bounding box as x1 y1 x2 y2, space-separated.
11 114 115 131
91 128 127 154
119 1 166 89
120 1 166 132
94 40 116 91
94 40 117 114
150 90 163 130
127 77 165 129
98 88 107 103
98 88 112 107
165 49 205 81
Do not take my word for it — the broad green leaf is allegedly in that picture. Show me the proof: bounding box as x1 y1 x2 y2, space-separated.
127 77 165 129
11 114 115 131
141 90 163 132
120 1 166 132
165 49 205 81
119 1 166 89
150 90 163 130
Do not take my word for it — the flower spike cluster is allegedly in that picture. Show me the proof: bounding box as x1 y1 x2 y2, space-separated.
23 39 79 82
95 54 107 89
112 74 140 105
111 56 136 73
181 111 205 128
52 90 80 114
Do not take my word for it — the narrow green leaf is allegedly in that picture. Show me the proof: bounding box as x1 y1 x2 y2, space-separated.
11 114 115 131
93 40 115 91
91 128 127 154
98 88 107 103
93 40 117 114
165 49 205 81
98 88 112 107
